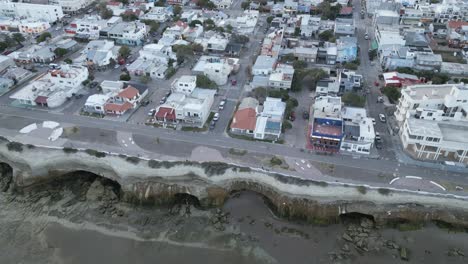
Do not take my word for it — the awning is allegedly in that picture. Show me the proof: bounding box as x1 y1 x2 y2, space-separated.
35 96 48 104
370 40 378 51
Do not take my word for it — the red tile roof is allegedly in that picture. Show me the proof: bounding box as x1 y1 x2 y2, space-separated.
104 101 133 113
155 107 176 121
231 108 257 131
107 1 121 6
117 86 139 99
340 7 353 15
447 21 468 29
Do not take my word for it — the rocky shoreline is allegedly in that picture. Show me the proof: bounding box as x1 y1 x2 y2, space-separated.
2 141 468 230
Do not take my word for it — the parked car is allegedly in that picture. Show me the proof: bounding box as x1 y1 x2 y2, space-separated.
159 97 166 104
148 109 156 116
375 132 381 141
377 96 384 103
114 64 120 69
289 111 296 121
218 100 226 110
90 81 99 88
209 121 216 130
213 112 219 121
141 100 150 106
370 118 376 125
379 114 386 123
375 140 383 149
165 91 171 97
302 111 309 120
231 79 237 86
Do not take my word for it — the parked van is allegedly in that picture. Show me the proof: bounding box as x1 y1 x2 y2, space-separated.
49 63 60 69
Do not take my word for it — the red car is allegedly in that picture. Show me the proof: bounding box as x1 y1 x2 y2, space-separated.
231 79 237 86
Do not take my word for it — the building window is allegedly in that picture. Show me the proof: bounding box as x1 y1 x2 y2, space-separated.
427 112 433 117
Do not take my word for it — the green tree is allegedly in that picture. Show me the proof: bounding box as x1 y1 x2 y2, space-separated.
189 20 203 27
119 46 131 58
293 60 307 69
267 16 274 24
140 75 151 84
319 1 342 20
54 48 68 57
121 13 138 21
191 43 204 53
0 42 8 52
241 1 251 9
225 24 233 33
64 58 73 64
100 8 114 19
120 74 131 81
292 68 327 92
342 92 366 107
231 34 249 44
268 89 289 101
196 74 217 89
253 87 267 100
172 44 194 64
36 32 52 43
11 33 25 45
197 0 216 9
173 5 182 16
203 19 215 31
383 86 401 103
319 30 334 41
343 62 358 70
154 0 165 6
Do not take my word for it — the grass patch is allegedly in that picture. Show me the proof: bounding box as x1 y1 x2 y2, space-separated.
6 142 23 152
228 148 247 156
356 186 367 194
201 162 230 176
84 149 106 158
377 188 391 195
181 126 207 132
270 156 283 166
63 147 78 154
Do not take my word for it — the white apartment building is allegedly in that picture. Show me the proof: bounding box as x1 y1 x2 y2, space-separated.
10 64 88 108
0 19 50 34
192 56 239 86
396 83 468 164
65 16 109 40
235 10 259 34
0 1 64 23
50 0 93 14
171 75 197 95
82 40 119 68
340 107 375 155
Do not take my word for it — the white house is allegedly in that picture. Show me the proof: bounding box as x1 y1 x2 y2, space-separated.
10 64 88 108
171 75 197 95
83 40 119 68
100 80 124 94
155 88 216 127
340 107 375 154
235 10 259 34
252 55 277 76
254 97 285 140
192 56 239 86
83 94 111 115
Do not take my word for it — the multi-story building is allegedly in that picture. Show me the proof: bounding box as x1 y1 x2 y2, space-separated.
171 75 197 95
65 16 110 40
340 107 375 155
309 96 343 152
192 56 239 86
10 64 88 108
395 83 468 125
82 40 119 69
299 15 320 38
49 0 93 14
0 1 64 23
254 97 285 140
106 22 147 46
268 64 295 90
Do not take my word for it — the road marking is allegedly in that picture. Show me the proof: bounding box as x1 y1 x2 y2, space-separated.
300 167 304 170
405 176 422 180
307 164 311 168
295 162 300 166
122 140 125 144
389 177 400 185
301 160 305 163
123 144 128 147
430 181 446 191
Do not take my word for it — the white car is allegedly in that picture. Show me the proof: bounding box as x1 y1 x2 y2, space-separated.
379 114 386 123
213 112 219 121
375 132 381 141
218 101 226 110
147 109 156 116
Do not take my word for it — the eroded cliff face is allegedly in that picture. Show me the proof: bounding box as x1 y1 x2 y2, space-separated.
1 143 468 228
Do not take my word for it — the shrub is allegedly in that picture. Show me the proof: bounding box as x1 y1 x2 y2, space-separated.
85 149 106 158
201 162 230 176
63 147 78 153
120 74 131 81
228 148 247 156
239 167 251 173
26 144 35 149
378 188 391 195
356 185 367 194
7 142 23 152
126 156 140 164
270 156 282 166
